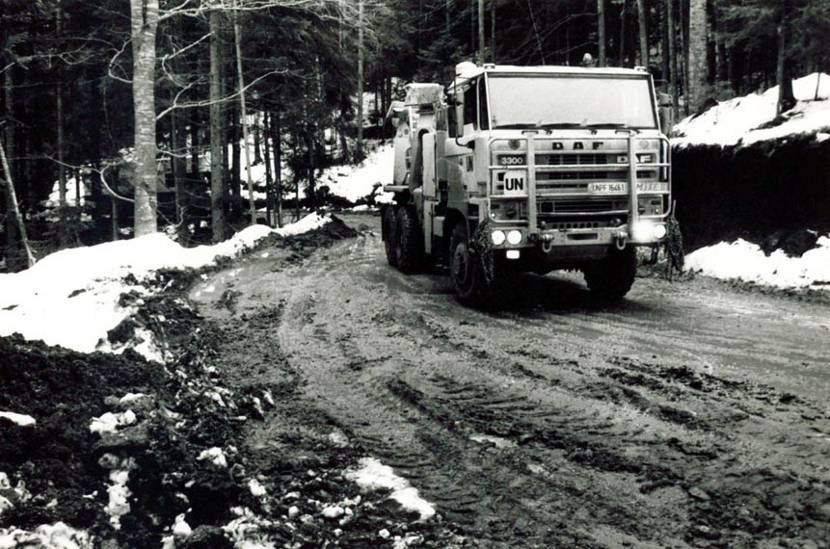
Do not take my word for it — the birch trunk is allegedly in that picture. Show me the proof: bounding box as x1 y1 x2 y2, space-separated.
130 0 159 237
233 8 257 225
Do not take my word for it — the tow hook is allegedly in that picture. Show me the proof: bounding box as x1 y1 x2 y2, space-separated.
614 232 628 251
541 233 555 254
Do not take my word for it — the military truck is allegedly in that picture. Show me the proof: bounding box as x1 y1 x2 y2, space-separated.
381 62 671 306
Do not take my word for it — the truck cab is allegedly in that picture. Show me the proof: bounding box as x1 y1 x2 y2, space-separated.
383 62 671 306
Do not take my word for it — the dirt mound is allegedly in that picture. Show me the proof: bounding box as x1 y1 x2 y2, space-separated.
0 336 159 532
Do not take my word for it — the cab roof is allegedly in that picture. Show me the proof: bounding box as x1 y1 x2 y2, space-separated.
449 63 650 93
459 62 648 78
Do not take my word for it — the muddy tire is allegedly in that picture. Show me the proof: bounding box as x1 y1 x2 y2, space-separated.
582 246 638 301
383 206 398 267
449 223 494 307
395 206 423 273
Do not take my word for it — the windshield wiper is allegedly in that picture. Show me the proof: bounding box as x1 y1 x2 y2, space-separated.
494 122 587 130
493 123 546 129
585 123 627 129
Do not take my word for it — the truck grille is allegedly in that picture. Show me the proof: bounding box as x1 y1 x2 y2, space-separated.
538 198 628 215
535 153 614 166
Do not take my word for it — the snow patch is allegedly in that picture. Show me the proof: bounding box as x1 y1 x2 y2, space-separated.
105 470 131 530
0 412 36 427
319 145 394 203
222 506 276 548
345 457 436 521
0 522 92 549
89 410 137 435
685 236 830 290
248 478 267 497
673 73 830 148
197 447 228 468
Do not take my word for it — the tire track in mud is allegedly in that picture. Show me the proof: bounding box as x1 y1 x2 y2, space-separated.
193 217 830 547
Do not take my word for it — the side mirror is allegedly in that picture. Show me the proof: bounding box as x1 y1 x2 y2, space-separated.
386 101 405 128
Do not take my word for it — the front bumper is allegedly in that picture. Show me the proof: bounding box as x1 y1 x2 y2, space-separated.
488 222 666 253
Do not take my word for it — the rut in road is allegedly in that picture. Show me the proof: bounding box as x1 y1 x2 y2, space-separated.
194 222 830 547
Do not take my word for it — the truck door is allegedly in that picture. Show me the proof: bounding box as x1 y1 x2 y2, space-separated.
421 132 436 254
393 113 411 186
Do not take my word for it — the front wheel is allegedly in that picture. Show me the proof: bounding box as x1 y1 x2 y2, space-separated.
395 206 424 273
382 206 398 267
582 246 637 302
449 222 501 307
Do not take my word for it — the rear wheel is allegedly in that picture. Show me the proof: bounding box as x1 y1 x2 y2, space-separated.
449 222 498 307
395 206 423 273
582 246 638 301
382 206 398 267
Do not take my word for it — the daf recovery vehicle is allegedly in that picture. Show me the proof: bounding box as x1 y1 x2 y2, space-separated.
381 61 671 306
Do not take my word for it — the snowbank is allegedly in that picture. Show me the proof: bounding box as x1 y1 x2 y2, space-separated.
673 73 830 148
319 145 394 203
0 213 331 356
685 236 830 290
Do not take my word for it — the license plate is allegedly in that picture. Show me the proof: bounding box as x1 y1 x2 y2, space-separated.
588 182 626 194
636 182 669 193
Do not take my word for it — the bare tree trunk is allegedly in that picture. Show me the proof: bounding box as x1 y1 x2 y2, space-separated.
619 0 627 66
253 112 263 165
170 92 185 228
230 104 240 214
678 0 689 114
687 0 707 112
666 0 678 116
490 0 496 62
271 110 282 227
636 0 648 67
597 0 607 66
209 10 226 242
356 0 365 160
4 67 20 270
56 1 71 246
477 0 485 65
0 140 35 268
190 113 199 176
776 0 796 114
130 0 159 237
233 8 257 225
263 111 273 226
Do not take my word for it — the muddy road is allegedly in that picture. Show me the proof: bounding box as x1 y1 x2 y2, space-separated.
192 214 830 548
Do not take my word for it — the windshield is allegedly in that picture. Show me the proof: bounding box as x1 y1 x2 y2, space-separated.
487 75 657 129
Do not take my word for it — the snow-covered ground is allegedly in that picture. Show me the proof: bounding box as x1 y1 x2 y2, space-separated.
685 236 830 291
0 213 331 358
319 144 394 204
672 73 830 148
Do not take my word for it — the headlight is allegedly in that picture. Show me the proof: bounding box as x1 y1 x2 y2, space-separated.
491 230 506 246
506 230 523 245
632 221 667 241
